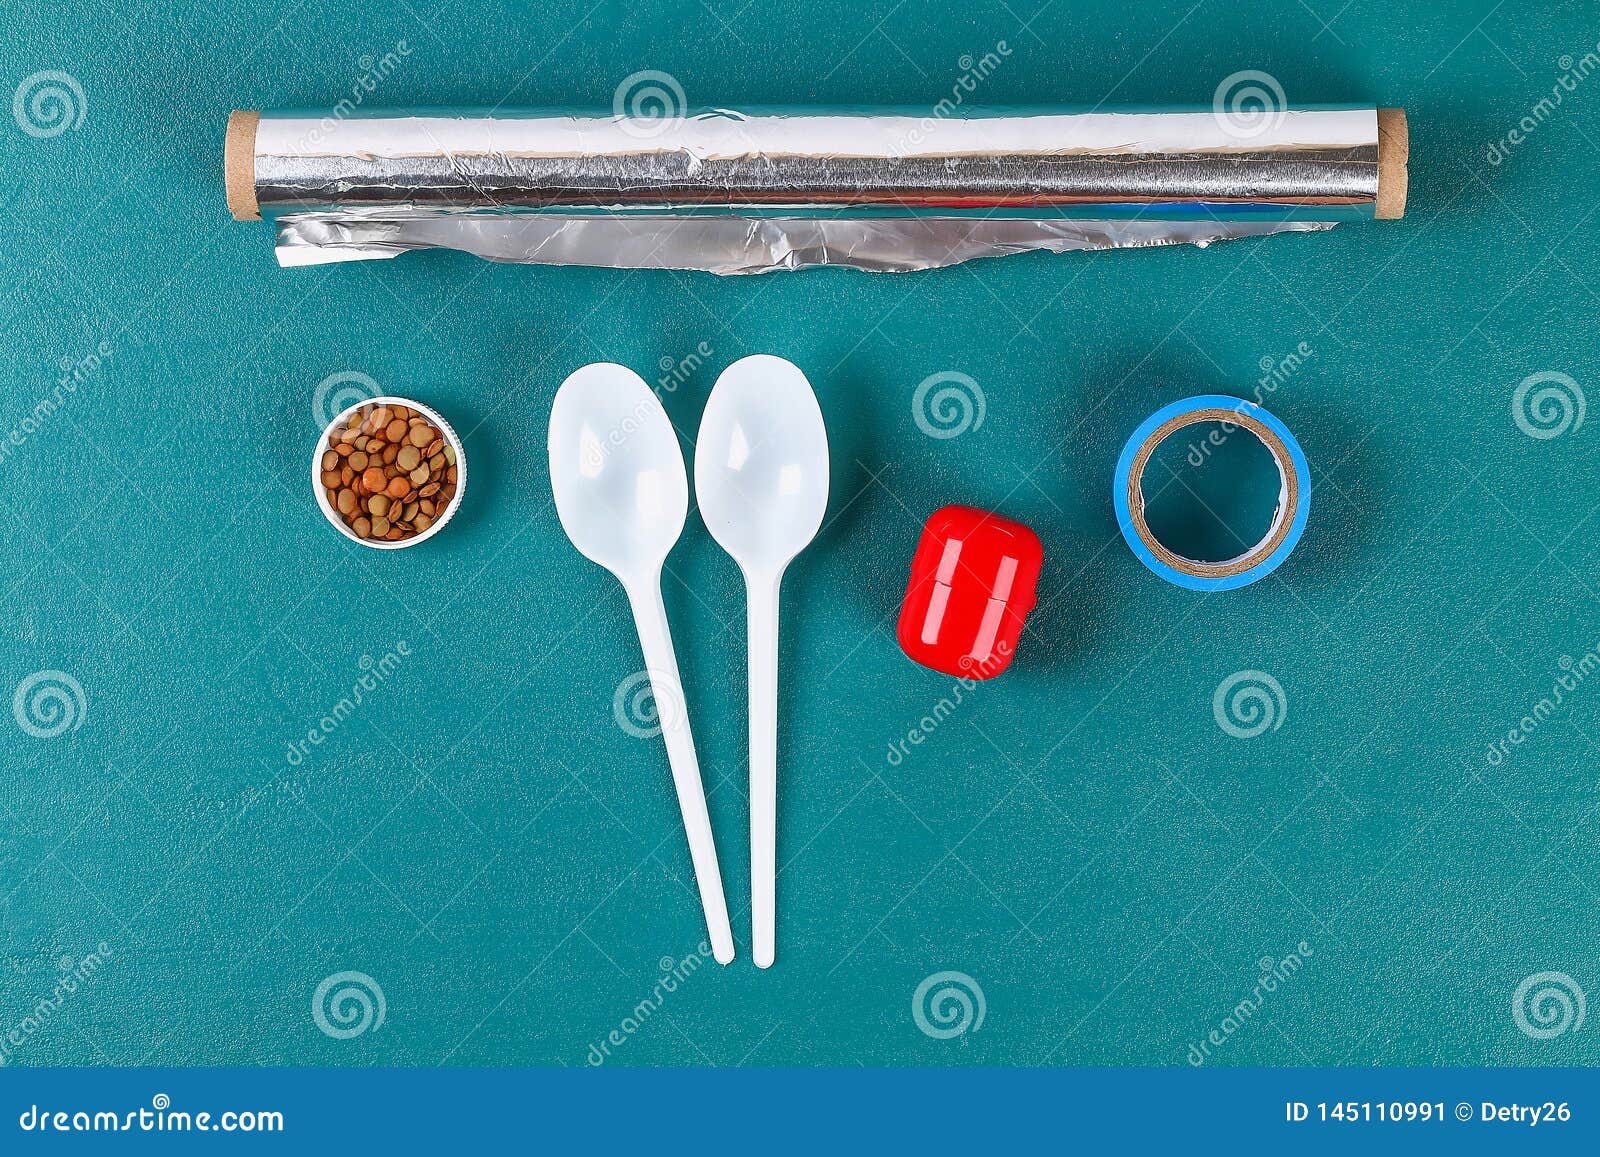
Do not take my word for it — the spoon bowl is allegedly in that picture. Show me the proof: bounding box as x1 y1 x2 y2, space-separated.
549 362 688 581
695 355 830 574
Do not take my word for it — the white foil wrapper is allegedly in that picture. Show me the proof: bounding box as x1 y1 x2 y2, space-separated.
242 108 1383 274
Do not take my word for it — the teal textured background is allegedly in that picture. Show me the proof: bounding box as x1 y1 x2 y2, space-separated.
3 0 1599 1066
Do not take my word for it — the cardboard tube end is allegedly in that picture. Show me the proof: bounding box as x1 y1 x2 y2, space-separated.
1376 108 1408 220
225 111 261 222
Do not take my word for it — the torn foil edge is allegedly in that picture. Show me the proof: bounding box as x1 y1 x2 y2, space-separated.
273 214 1337 274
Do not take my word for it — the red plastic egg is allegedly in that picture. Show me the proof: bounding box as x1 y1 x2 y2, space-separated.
896 505 1043 678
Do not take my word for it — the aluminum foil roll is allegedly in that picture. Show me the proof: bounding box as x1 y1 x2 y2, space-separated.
225 107 1404 274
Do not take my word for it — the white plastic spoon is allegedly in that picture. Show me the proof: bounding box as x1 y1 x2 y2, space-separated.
548 362 735 965
695 355 829 968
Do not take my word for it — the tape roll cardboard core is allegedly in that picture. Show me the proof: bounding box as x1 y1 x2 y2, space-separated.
1125 407 1299 581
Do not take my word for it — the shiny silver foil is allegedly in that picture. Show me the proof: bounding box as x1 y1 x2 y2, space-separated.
250 108 1380 274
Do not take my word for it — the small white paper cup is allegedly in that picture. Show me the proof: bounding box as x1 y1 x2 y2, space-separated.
312 396 467 549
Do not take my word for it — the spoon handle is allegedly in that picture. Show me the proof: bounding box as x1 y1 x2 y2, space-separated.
747 571 782 968
625 578 735 965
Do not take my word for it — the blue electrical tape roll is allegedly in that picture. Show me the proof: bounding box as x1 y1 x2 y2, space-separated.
1113 395 1310 591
